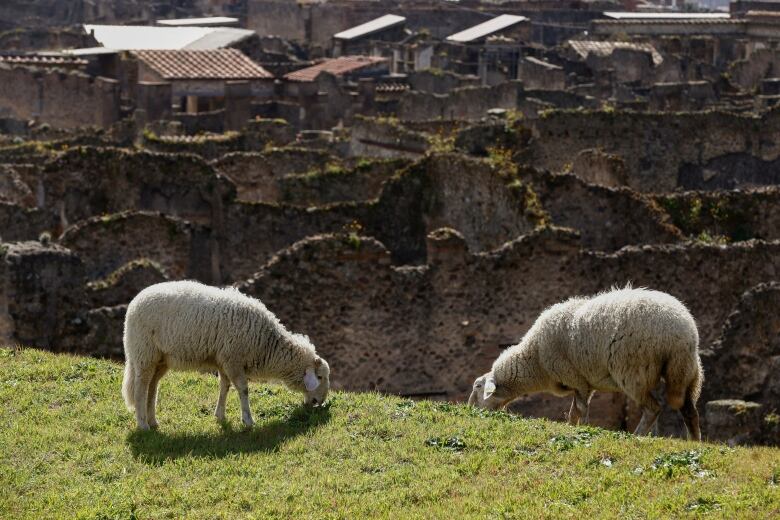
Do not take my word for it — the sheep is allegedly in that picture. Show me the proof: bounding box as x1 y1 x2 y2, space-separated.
469 286 703 440
121 280 330 430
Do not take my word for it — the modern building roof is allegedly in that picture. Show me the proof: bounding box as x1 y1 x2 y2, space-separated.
446 14 529 43
603 11 730 19
284 56 387 82
157 17 239 26
334 14 406 41
132 49 273 80
82 24 255 51
569 40 664 65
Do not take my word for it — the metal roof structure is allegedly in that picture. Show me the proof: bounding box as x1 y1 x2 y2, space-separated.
82 25 255 51
157 17 239 26
284 56 387 82
569 40 664 66
334 14 406 41
603 11 730 19
446 14 529 43
132 49 273 80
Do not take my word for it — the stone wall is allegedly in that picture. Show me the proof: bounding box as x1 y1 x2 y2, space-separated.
229 229 780 431
39 147 234 228
703 283 780 412
525 109 780 193
279 158 410 206
397 82 523 121
59 211 213 282
0 65 120 129
527 169 682 251
213 148 337 203
349 117 430 159
656 187 780 242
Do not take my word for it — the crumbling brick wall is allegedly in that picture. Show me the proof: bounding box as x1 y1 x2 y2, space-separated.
0 65 119 129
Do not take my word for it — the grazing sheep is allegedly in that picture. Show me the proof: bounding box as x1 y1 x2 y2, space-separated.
122 280 330 430
469 287 703 440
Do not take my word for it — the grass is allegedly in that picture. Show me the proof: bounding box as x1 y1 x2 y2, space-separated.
1 348 779 519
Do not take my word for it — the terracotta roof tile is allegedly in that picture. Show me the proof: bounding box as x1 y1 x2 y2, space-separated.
569 40 664 66
132 49 273 80
283 56 387 82
0 55 88 67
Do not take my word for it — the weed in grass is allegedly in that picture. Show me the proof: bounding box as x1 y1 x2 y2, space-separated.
651 449 710 479
426 436 466 452
549 429 601 452
686 497 721 512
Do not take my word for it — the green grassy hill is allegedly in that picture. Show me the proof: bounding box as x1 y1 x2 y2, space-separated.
1 347 778 519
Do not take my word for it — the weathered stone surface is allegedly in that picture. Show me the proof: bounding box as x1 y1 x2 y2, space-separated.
705 400 764 446
526 169 682 251
524 110 780 193
570 149 628 188
59 211 213 282
40 147 235 228
703 283 780 413
0 202 56 242
87 259 169 308
228 231 780 407
656 188 780 243
83 305 127 359
2 241 85 350
213 149 337 203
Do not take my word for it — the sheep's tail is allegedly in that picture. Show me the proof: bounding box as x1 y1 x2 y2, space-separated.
122 359 136 411
665 352 703 411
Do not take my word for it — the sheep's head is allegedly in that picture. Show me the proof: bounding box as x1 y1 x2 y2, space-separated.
303 356 330 407
468 372 511 410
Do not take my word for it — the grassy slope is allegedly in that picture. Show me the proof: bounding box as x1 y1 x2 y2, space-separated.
1 348 778 519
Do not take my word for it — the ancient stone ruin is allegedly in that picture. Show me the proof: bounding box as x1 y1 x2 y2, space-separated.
2 0 780 445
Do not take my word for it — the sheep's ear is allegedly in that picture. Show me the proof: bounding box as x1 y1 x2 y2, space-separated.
483 377 497 400
314 357 323 368
304 368 320 391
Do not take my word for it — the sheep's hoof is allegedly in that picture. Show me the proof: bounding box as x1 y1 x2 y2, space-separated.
149 422 159 430
137 423 151 431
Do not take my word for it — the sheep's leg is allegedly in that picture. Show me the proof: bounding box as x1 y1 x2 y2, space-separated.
567 390 590 425
225 366 253 427
214 370 231 422
133 367 154 430
146 364 168 429
680 396 701 441
633 394 662 436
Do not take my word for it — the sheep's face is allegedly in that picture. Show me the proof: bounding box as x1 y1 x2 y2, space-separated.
468 373 509 410
303 356 330 407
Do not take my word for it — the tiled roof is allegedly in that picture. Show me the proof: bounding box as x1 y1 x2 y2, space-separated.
569 40 664 65
446 14 528 43
334 14 406 40
0 55 88 67
376 81 410 93
283 56 387 82
132 49 273 80
594 19 743 26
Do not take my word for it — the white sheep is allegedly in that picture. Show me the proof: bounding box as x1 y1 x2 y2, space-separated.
121 280 330 430
469 286 703 440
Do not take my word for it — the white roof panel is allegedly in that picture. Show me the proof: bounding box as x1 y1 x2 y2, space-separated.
334 14 406 40
82 25 253 50
603 12 730 19
446 14 528 43
157 17 239 26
